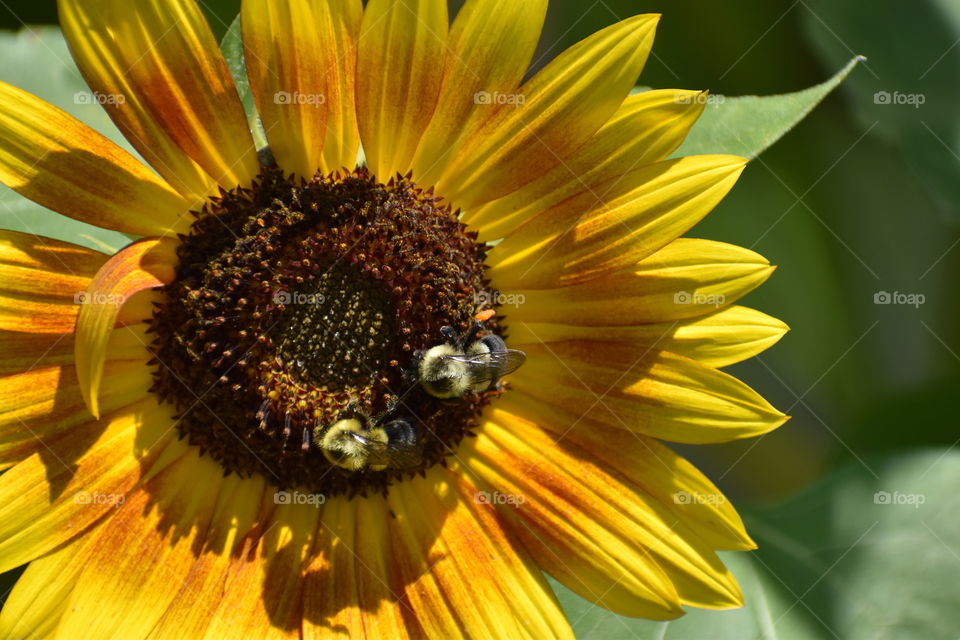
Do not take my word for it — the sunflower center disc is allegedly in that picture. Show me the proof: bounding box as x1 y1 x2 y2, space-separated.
148 168 499 498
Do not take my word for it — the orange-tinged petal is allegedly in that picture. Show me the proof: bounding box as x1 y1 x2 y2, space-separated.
0 333 75 375
505 238 775 325
356 0 448 180
303 468 571 639
0 398 178 573
510 305 789 369
0 361 152 470
0 81 192 236
511 341 787 444
0 519 105 640
243 0 335 180
466 89 707 240
75 238 176 419
499 392 756 552
436 15 659 211
147 473 267 639
465 410 745 614
204 499 319 639
321 0 364 172
411 0 548 186
303 495 408 639
487 155 747 289
387 468 573 639
0 230 105 279
59 0 259 198
0 322 154 377
0 231 105 334
53 448 227 640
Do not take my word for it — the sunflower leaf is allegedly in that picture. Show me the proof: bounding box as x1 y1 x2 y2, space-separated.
551 449 960 639
800 0 960 223
672 56 863 159
0 27 132 252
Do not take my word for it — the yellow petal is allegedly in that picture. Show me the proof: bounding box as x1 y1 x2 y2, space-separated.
388 469 572 639
0 520 104 640
0 333 76 375
0 82 192 236
204 498 319 639
436 15 659 211
0 361 152 470
6 325 149 373
467 409 746 613
510 341 788 444
243 0 336 180
499 392 756 552
356 0 448 180
147 473 267 639
4 326 151 378
0 321 152 377
320 0 364 173
411 0 549 186
462 445 682 619
466 89 707 240
504 238 775 325
0 231 104 334
59 0 259 199
303 495 408 639
53 449 228 640
74 238 176 419
0 399 177 573
509 305 789 369
487 156 747 289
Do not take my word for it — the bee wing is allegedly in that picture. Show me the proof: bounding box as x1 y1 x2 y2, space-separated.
446 349 527 385
350 433 423 470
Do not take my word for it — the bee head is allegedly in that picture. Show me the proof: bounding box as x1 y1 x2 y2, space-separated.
320 418 387 471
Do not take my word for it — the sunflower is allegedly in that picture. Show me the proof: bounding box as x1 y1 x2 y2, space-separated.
0 0 789 637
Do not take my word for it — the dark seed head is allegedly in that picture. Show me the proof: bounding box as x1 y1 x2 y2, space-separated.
148 167 502 498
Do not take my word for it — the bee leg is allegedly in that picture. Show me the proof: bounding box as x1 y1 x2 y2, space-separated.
480 333 507 353
337 400 364 422
439 325 460 345
404 350 424 384
483 379 505 397
459 321 486 351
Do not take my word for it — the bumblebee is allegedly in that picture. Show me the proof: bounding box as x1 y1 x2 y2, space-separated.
412 319 526 399
314 403 423 472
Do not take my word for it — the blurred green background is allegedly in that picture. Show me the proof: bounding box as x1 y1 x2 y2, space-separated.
0 1 957 638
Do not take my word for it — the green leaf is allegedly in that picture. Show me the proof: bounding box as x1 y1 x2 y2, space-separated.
747 449 960 639
551 450 960 638
0 27 132 252
800 0 960 223
220 14 268 152
549 552 818 639
673 57 863 159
